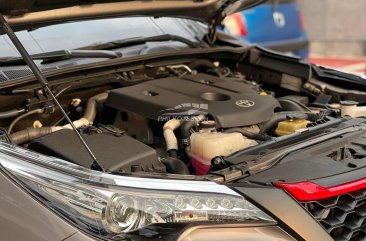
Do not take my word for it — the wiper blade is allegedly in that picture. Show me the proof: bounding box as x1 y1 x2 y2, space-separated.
0 49 122 65
78 34 205 51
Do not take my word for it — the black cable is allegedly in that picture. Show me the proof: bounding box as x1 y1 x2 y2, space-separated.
0 109 25 119
8 108 44 134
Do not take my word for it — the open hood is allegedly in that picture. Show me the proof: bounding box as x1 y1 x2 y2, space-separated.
0 0 263 31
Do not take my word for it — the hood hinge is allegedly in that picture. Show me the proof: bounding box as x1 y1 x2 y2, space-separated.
205 0 235 45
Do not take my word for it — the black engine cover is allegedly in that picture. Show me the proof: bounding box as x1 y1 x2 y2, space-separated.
28 129 163 172
106 74 280 128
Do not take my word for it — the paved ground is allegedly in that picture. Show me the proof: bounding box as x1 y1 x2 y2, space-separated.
309 57 366 75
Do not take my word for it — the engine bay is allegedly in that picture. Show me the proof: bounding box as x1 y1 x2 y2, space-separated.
1 49 366 182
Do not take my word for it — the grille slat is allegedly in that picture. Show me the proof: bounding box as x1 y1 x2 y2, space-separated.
303 188 366 241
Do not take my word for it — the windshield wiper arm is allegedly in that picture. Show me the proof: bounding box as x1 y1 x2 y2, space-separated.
0 35 201 66
78 34 205 51
0 49 122 65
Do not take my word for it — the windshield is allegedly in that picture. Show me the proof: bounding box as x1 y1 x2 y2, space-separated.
0 17 206 57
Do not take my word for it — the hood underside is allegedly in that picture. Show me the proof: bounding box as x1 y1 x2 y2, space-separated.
0 0 263 31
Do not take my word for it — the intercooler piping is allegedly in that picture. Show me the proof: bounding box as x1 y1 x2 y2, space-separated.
62 92 108 129
10 127 61 145
10 92 108 144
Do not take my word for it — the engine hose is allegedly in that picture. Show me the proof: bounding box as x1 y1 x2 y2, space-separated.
163 119 183 155
181 115 206 147
161 157 190 175
222 128 271 141
167 150 178 158
181 121 195 146
83 92 108 121
0 109 25 119
10 127 61 145
278 98 312 112
63 92 108 129
189 59 214 68
10 92 109 144
181 115 206 158
8 108 45 134
188 59 220 76
258 111 310 133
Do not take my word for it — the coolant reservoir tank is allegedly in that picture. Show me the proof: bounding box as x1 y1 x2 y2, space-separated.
190 131 257 175
275 119 308 136
340 100 366 117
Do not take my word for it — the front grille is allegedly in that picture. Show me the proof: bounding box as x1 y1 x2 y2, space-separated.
302 188 366 241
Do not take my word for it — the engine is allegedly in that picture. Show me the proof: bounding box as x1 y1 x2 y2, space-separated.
105 73 280 128
5 63 329 177
102 73 280 174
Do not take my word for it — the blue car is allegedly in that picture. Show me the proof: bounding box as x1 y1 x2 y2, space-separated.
224 0 309 59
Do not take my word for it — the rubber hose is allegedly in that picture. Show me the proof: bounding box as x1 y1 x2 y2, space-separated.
278 98 312 112
189 59 216 70
161 157 190 175
83 92 108 121
258 111 309 133
0 109 25 119
163 119 183 154
181 121 197 146
10 92 109 144
8 108 44 134
180 115 206 158
222 128 271 141
181 115 206 147
168 150 178 158
188 59 220 76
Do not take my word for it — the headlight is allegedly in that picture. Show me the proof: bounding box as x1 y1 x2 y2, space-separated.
0 143 275 239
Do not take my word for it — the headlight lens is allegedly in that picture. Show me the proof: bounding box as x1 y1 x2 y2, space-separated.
0 143 275 239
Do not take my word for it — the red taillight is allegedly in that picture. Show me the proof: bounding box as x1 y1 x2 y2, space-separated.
295 0 305 30
298 10 305 31
224 12 248 37
275 178 366 201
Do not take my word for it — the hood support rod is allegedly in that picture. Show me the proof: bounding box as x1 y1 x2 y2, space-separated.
0 14 104 171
